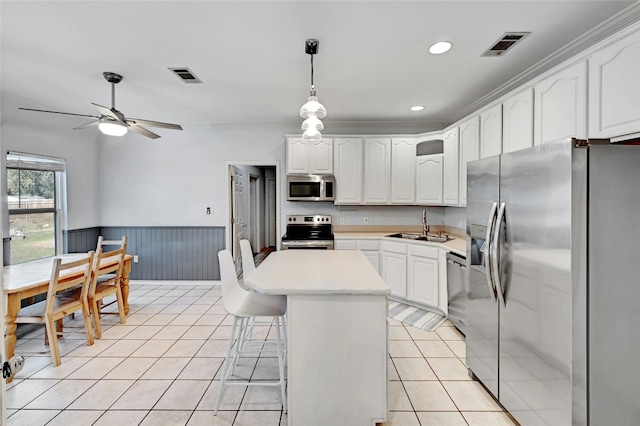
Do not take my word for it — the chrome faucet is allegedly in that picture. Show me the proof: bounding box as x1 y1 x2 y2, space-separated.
422 209 429 236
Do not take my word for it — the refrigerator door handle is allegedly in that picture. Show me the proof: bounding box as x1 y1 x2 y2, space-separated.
492 202 507 307
484 202 498 302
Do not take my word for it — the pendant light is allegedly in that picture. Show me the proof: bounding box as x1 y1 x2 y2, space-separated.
300 39 326 140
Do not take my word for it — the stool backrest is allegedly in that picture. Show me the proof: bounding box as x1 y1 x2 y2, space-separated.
218 250 249 315
239 239 256 277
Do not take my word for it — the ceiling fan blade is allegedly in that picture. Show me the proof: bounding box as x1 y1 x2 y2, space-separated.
126 118 183 130
73 120 99 130
128 124 161 139
91 103 124 122
19 107 99 119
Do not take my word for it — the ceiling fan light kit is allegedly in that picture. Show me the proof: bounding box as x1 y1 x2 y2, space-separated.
18 71 183 139
98 118 127 137
300 39 326 141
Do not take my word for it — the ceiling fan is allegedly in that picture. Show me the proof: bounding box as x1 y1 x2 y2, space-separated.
19 72 183 139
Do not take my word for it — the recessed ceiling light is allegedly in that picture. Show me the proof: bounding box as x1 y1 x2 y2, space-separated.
429 41 453 55
410 105 425 112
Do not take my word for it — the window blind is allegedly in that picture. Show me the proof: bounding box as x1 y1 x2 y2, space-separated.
7 151 66 172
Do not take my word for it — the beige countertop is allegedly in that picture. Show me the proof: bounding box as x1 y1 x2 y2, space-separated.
334 230 466 257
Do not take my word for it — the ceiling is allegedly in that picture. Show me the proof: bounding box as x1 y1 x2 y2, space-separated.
2 1 638 133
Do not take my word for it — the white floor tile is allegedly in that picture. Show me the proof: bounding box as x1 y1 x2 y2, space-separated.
92 409 148 425
388 340 423 358
45 409 104 426
462 411 517 425
441 381 504 411
403 381 458 411
182 325 217 339
154 379 210 410
233 410 282 426
436 326 465 341
6 409 59 426
130 339 175 357
197 380 245 411
427 358 472 381
164 339 206 357
97 339 147 357
389 325 412 340
103 357 158 379
382 411 421 425
68 379 135 410
140 410 193 425
239 384 285 411
393 357 438 381
415 340 457 357
111 379 173 409
388 381 413 411
178 357 224 380
141 357 190 380
151 325 191 339
122 324 163 339
416 411 468 425
24 379 97 409
187 410 235 425
67 357 125 379
6 379 59 409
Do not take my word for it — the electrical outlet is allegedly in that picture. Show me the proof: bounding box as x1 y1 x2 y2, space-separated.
133 255 139 263
340 217 344 224
363 217 369 224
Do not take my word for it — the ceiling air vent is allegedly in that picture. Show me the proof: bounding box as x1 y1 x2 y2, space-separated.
169 67 203 83
481 32 531 57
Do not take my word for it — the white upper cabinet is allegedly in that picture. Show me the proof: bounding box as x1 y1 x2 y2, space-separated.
502 88 534 153
458 116 480 207
390 138 416 204
443 128 460 205
333 138 363 204
534 61 587 145
588 27 640 138
480 104 502 158
286 137 333 174
310 139 334 173
415 154 443 205
364 138 391 204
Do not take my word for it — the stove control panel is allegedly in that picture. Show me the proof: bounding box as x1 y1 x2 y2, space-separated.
286 215 332 224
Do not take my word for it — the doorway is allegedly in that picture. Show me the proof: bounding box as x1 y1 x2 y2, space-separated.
226 162 279 271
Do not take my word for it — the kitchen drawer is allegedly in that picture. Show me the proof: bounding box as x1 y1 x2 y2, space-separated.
381 240 407 255
335 240 357 250
408 244 439 258
357 240 380 250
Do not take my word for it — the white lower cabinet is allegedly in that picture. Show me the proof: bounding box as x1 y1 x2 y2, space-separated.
407 245 439 308
381 241 407 298
335 239 380 273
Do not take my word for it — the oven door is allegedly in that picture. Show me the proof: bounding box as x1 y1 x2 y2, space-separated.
281 239 334 250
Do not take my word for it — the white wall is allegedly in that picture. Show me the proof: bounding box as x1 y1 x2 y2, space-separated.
98 123 298 227
1 96 100 232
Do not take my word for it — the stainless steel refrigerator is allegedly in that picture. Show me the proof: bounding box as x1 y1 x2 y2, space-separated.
466 138 640 425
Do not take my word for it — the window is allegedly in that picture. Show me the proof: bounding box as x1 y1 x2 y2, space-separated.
7 152 66 264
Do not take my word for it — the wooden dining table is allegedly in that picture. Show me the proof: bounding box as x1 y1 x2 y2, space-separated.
3 252 133 366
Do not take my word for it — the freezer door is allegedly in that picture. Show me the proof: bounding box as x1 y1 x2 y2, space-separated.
498 141 573 425
466 155 500 399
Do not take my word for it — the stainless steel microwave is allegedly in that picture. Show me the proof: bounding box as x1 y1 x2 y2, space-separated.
286 174 335 201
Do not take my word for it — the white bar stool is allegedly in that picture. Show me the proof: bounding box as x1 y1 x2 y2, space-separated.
214 250 287 415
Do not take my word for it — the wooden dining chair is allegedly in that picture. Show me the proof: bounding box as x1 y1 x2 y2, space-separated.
89 246 127 339
97 235 127 252
15 252 96 367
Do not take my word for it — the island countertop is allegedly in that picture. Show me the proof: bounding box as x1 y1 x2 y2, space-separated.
244 249 390 296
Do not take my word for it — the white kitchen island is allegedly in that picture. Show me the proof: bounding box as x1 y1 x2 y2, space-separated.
244 250 390 426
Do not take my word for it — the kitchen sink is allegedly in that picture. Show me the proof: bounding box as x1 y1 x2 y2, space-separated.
386 233 454 243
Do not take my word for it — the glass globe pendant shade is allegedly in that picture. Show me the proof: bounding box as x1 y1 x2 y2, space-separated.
98 119 127 136
301 116 324 132
299 95 326 119
302 127 323 141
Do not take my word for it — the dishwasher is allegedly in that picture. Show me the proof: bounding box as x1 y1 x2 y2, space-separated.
446 252 466 335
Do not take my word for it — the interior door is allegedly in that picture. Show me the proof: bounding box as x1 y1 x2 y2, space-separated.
232 166 246 274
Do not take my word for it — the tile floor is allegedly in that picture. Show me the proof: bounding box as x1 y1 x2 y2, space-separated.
6 282 516 426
